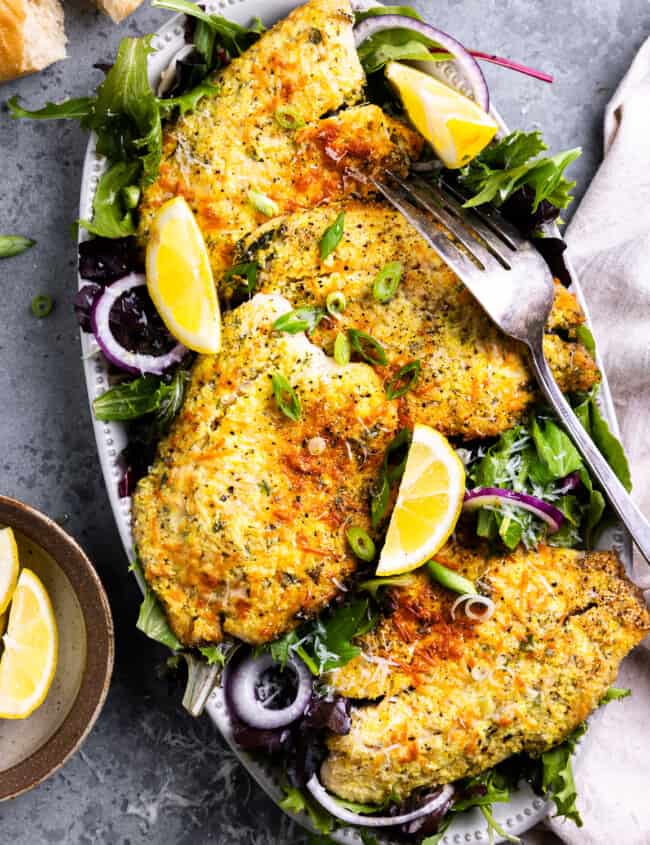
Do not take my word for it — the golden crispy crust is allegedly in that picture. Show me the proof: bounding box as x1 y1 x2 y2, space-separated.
0 0 26 82
132 295 399 646
238 200 600 439
322 542 650 803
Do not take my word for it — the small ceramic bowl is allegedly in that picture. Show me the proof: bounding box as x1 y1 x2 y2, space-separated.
0 496 114 800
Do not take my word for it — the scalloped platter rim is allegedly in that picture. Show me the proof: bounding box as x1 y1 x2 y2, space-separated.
77 1 633 842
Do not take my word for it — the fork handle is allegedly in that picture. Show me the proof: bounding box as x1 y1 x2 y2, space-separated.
528 339 650 564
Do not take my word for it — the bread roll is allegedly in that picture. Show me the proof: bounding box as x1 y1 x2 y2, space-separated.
93 0 144 23
0 0 66 82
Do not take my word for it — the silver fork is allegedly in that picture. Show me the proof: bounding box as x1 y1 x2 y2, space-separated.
370 171 650 563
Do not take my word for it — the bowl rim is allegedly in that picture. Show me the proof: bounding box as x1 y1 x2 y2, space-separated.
0 495 115 801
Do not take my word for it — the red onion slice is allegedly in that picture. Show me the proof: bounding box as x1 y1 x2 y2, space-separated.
227 653 312 730
353 15 489 111
463 487 565 533
90 274 187 375
306 774 454 828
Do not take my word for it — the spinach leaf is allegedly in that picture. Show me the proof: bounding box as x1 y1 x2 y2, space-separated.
358 30 438 74
531 417 583 481
459 131 581 212
80 161 141 238
589 398 632 491
0 235 36 258
93 370 189 426
541 722 586 826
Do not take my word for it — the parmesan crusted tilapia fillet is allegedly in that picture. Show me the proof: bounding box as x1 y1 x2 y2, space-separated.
132 294 399 646
235 201 600 439
321 542 650 803
138 0 421 274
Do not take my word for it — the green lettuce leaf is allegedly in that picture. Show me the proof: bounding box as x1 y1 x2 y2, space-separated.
459 130 581 211
541 722 586 826
279 786 334 834
158 80 220 118
132 558 181 651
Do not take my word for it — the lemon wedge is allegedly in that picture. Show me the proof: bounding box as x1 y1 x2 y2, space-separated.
0 569 58 719
385 61 498 169
146 197 221 354
0 527 20 616
376 424 465 576
0 613 6 637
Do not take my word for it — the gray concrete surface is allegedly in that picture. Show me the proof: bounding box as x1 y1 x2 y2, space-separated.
0 1 648 842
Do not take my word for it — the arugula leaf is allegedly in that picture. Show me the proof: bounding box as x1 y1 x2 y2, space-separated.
354 5 423 23
132 558 181 650
88 37 162 185
93 372 188 422
459 131 581 212
541 723 586 826
0 235 36 258
198 645 227 666
279 786 334 834
266 599 377 675
7 96 94 120
152 0 264 56
158 80 220 118
80 161 141 238
600 686 631 705
358 30 438 74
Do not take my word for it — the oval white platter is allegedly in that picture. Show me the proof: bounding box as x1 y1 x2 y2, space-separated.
77 1 633 842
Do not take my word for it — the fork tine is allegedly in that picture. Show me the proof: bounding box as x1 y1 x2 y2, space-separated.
368 176 483 281
439 179 525 249
410 177 515 268
387 173 508 273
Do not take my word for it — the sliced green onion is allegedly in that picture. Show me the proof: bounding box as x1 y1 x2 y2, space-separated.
31 294 53 318
222 261 258 294
121 185 141 210
334 331 351 365
373 261 403 304
319 211 345 260
359 574 416 597
274 105 305 130
346 526 376 562
386 360 421 400
0 235 36 258
326 290 346 318
273 306 325 334
271 372 301 421
427 560 477 596
348 329 387 367
248 189 279 217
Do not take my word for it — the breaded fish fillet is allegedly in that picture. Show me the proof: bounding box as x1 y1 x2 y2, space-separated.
235 201 600 438
132 294 398 646
321 542 650 803
138 0 421 274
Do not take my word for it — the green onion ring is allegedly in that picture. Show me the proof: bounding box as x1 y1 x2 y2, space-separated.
346 526 376 561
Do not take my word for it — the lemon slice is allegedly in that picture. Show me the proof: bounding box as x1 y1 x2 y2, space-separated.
385 61 498 169
376 424 465 576
0 569 58 719
146 197 221 354
0 527 20 616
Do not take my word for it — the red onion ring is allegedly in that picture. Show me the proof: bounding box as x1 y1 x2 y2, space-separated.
227 652 312 730
90 274 187 375
306 775 454 827
353 15 489 111
463 487 565 533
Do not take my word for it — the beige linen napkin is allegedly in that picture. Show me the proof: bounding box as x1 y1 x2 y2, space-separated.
524 36 650 845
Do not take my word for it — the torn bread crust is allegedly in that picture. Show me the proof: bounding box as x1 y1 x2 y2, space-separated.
0 0 66 82
92 0 143 23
